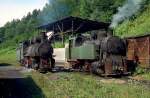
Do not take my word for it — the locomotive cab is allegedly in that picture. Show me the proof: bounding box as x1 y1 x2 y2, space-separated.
66 33 99 61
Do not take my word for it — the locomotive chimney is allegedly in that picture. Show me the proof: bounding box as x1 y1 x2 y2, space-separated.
40 32 47 42
107 29 113 37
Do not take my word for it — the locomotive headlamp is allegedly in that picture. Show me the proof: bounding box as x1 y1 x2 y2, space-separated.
47 31 54 40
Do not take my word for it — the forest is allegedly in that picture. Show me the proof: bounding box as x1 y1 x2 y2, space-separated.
0 0 150 48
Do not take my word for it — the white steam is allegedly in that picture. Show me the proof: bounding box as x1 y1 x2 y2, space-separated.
110 0 143 28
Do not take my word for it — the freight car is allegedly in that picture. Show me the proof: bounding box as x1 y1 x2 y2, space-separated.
38 16 131 76
126 34 150 69
16 32 55 73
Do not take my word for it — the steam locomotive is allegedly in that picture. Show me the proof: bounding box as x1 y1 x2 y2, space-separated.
16 32 55 73
37 16 132 76
65 30 129 76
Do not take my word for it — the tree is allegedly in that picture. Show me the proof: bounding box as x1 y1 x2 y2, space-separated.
38 0 78 24
79 0 124 22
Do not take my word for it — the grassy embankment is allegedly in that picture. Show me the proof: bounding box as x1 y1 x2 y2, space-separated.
0 47 18 66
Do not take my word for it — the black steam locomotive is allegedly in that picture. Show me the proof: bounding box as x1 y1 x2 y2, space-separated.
16 32 55 72
64 29 128 76
90 30 128 75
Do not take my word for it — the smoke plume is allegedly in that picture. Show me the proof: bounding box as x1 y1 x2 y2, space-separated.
38 0 72 25
110 0 143 28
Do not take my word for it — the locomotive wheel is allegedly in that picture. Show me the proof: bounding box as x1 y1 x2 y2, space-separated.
38 59 48 73
39 68 47 73
83 62 91 72
38 64 49 73
91 62 104 75
32 63 39 70
51 58 55 69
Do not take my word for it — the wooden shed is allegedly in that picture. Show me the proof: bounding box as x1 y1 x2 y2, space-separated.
126 34 150 68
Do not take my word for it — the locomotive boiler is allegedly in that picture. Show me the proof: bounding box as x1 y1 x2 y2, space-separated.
17 32 55 72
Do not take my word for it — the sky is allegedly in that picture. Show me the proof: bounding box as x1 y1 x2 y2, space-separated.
0 0 48 27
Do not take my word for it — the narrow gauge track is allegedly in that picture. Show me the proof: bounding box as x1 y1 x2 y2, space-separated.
125 77 150 87
52 66 150 88
99 76 150 87
52 66 150 87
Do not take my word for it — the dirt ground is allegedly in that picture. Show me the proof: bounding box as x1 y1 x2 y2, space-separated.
0 66 45 98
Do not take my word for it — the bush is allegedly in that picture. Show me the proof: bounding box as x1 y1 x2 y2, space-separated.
52 42 65 48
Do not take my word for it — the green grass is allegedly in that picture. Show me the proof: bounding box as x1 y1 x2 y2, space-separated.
140 72 150 80
132 67 150 80
52 42 65 48
25 72 150 98
134 67 150 80
0 47 19 66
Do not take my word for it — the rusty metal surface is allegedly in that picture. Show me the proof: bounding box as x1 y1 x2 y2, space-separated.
127 36 150 68
105 57 113 74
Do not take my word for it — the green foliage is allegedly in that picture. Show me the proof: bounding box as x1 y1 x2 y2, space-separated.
0 0 125 48
135 67 147 75
38 0 78 24
52 42 65 48
115 2 150 37
134 67 150 80
0 0 149 49
38 0 125 24
0 9 40 48
79 0 125 22
141 72 150 80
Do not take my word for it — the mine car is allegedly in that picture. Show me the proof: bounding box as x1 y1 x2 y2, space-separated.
126 34 150 69
38 16 130 76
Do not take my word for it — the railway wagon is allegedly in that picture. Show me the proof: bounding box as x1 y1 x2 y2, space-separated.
127 34 150 68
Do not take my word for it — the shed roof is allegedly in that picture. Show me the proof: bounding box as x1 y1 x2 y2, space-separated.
38 16 110 34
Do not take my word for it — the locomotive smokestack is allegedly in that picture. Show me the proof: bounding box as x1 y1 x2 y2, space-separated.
107 29 113 37
40 32 47 42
